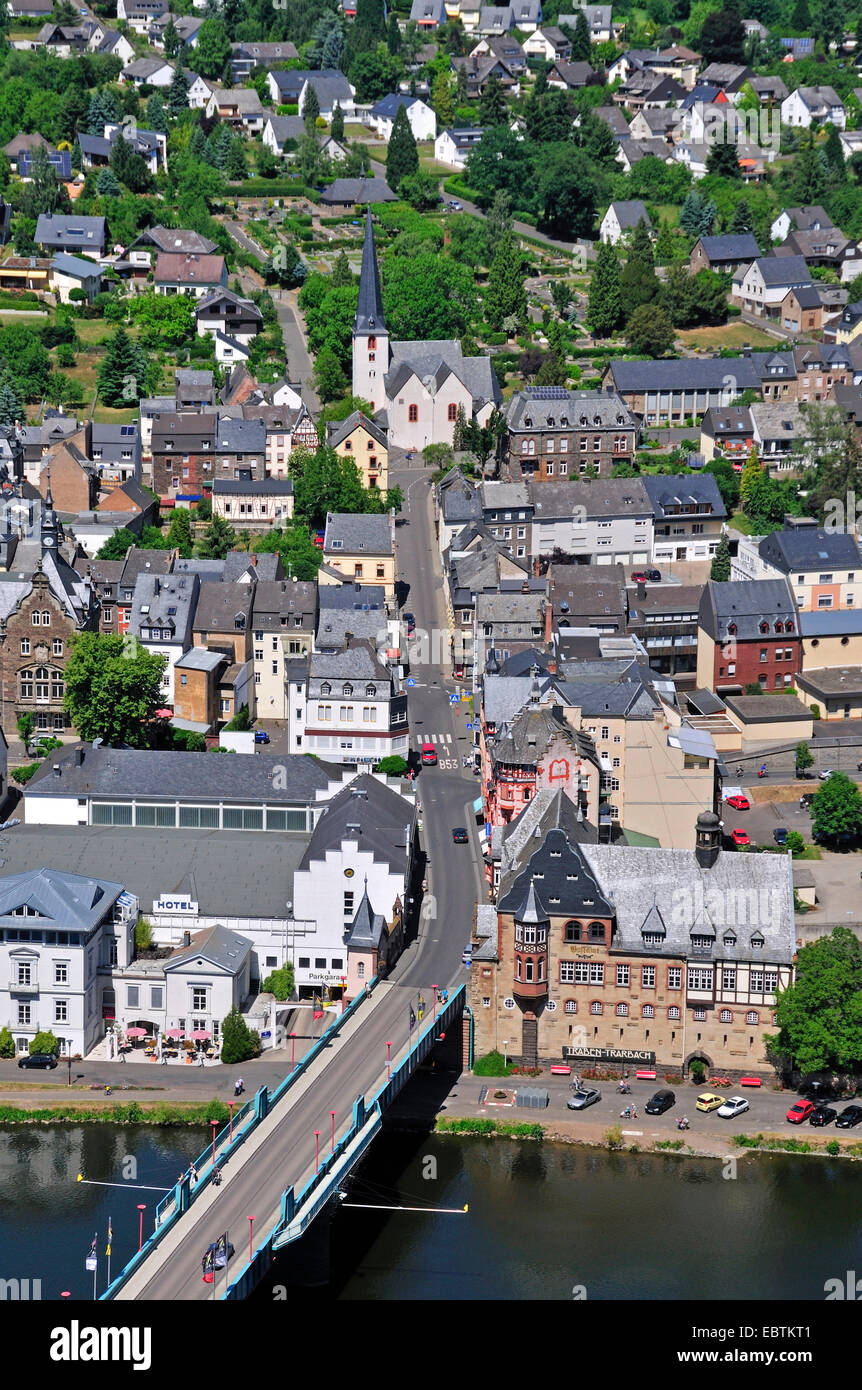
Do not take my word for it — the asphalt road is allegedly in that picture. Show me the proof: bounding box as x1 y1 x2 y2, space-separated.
115 467 478 1299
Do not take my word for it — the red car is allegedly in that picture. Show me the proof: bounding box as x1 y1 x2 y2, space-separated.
726 794 750 811
631 571 648 583
787 1099 815 1125
730 828 750 846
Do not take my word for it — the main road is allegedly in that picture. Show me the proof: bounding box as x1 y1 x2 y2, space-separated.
115 463 477 1300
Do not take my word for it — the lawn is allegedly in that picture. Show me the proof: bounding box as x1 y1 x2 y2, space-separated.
677 323 779 351
728 510 758 535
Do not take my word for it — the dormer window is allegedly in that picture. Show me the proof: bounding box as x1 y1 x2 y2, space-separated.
785 620 793 632
751 934 764 949
321 682 331 694
342 684 353 696
723 933 736 947
760 621 769 634
726 622 736 635
365 683 376 696
524 417 532 427
774 621 783 633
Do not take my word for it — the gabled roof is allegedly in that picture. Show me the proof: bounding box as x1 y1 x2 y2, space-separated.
164 924 251 974
605 199 651 229
0 867 123 932
696 233 760 262
298 773 415 875
699 577 798 642
328 410 388 450
758 527 862 574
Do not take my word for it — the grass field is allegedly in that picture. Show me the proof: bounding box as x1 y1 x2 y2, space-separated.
677 322 780 350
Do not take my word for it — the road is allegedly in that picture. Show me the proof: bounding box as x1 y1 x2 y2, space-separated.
274 288 319 413
223 218 268 264
115 461 478 1300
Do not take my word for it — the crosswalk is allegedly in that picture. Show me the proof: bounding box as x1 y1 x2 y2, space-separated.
421 733 453 747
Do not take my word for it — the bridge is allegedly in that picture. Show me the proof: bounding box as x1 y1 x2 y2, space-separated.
105 980 466 1301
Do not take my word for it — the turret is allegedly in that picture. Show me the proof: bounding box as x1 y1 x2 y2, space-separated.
352 209 388 411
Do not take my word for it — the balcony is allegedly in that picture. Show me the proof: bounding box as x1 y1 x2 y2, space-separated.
512 977 548 1000
9 979 38 995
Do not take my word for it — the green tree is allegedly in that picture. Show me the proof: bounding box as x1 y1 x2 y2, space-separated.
785 830 805 857
97 528 137 560
399 169 441 210
620 220 661 313
313 344 347 402
486 188 512 243
261 963 295 1000
699 7 745 64
18 144 66 220
709 533 731 581
166 507 194 557
811 771 862 843
303 80 320 130
568 8 591 60
251 525 321 581
483 230 525 329
386 11 402 54
801 402 862 522
225 138 247 180
290 445 368 527
769 927 862 1074
535 145 598 238
30 1030 60 1057
16 711 34 753
63 633 167 747
0 1026 14 1059
163 16 180 57
194 17 231 79
167 65 190 118
431 71 455 127
330 100 345 142
478 73 507 126
680 191 716 238
0 373 23 425
587 239 623 337
135 917 153 951
626 303 675 355
219 1005 259 1063
382 252 474 339
97 167 121 196
386 102 419 192
729 198 754 235
376 754 408 775
196 515 237 559
795 741 814 777
97 327 147 407
706 138 741 180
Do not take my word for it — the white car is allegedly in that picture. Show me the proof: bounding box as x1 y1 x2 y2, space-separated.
818 769 835 780
717 1095 750 1119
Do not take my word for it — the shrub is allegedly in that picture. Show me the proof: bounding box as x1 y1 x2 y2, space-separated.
30 1031 60 1056
0 1026 15 1059
11 761 44 785
203 1098 230 1124
220 1006 259 1063
261 964 294 1001
811 704 821 720
604 1125 623 1149
826 1139 840 1155
473 1050 513 1077
786 831 805 857
135 917 153 952
689 1060 706 1084
375 755 408 776
655 1139 684 1151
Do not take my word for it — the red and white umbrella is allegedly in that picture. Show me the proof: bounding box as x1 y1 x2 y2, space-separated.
165 1029 185 1039
125 1027 147 1038
191 1030 211 1041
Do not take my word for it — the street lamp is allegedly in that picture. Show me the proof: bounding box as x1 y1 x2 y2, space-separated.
385 1040 392 1082
290 1032 297 1072
432 984 439 1023
502 1040 509 1069
210 1119 218 1169
248 1215 255 1268
314 1130 321 1172
137 1204 146 1252
228 1100 234 1143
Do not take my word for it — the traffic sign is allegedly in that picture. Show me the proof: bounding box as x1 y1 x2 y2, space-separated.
466 722 473 730
460 690 471 701
449 693 459 705
407 677 415 687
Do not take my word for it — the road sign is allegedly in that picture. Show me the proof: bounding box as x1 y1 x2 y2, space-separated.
466 722 473 730
449 693 459 705
407 677 415 687
460 690 471 701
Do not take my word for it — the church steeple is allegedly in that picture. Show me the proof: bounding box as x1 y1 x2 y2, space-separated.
41 468 59 553
352 209 388 408
354 208 386 337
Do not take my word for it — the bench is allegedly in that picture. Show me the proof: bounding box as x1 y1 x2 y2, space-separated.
740 1075 762 1087
636 1069 657 1080
550 1065 571 1075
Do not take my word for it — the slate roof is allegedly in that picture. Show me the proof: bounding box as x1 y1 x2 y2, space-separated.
758 527 862 573
35 214 105 251
0 867 123 932
344 884 388 949
533 478 652 521
354 210 386 337
26 746 340 803
491 706 597 770
212 477 293 496
215 417 266 454
50 253 102 280
320 177 397 204
164 923 251 974
609 353 794 392
328 410 388 451
192 580 254 632
371 94 426 118
138 225 217 254
385 339 502 407
498 809 610 919
746 255 812 287
605 200 650 230
252 579 316 627
698 578 798 641
264 115 306 145
324 511 392 555
641 473 726 520
696 234 760 262
298 773 415 874
441 472 482 525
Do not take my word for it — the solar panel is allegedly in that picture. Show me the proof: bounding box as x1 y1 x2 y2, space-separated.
525 386 569 400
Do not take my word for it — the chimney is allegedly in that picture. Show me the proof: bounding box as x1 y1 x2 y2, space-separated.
182 930 191 947
252 553 257 566
636 580 646 600
74 746 83 766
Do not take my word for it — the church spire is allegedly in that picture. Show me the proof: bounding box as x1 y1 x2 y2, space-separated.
354 208 385 336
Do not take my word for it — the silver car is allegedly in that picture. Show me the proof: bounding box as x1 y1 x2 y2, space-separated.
717 1095 749 1119
567 1087 601 1111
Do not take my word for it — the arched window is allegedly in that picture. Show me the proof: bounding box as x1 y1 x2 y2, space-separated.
774 621 783 633
726 622 737 635
408 404 418 423
642 1003 654 1018
521 439 529 454
616 1002 628 1017
668 1006 680 1020
525 958 534 982
368 336 376 351
760 621 769 634
785 620 794 632
448 404 458 422
590 1000 602 1015
563 921 581 942
746 1010 759 1025
357 961 365 978
720 1009 732 1023
528 439 535 456
588 921 605 942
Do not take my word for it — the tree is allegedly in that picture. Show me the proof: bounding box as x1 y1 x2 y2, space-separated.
709 533 731 581
194 17 231 79
386 102 418 191
376 754 408 775
196 515 237 559
16 711 34 754
699 8 745 64
551 279 573 318
791 0 811 26
261 963 295 1000
163 16 180 57
795 741 814 777
225 138 247 180
478 73 507 127
486 189 512 243
626 303 675 355
0 373 23 425
484 230 526 329
706 138 741 180
0 1026 14 1059
97 167 121 196
620 220 661 313
146 93 167 134
18 145 66 220
801 402 862 522
220 1005 259 1063
535 145 598 238
431 71 455 128
587 239 623 338
166 507 194 558
680 191 716 238
769 927 862 1074
97 528 137 560
97 328 147 407
387 11 402 54
330 100 345 142
303 80 320 130
382 252 474 340
399 169 441 210
729 199 754 235
313 344 347 402
63 633 167 747
30 1030 60 1057
811 771 862 843
568 8 591 61
812 0 843 52
167 65 190 118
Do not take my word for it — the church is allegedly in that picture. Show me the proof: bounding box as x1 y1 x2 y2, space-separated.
351 210 502 451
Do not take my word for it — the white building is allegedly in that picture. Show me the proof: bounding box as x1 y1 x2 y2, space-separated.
368 94 436 142
434 126 485 168
599 200 652 245
288 639 409 765
781 85 846 130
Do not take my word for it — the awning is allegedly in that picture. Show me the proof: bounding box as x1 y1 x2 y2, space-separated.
171 717 211 734
125 1027 147 1038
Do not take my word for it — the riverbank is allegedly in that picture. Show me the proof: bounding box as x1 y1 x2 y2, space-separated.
0 1097 231 1124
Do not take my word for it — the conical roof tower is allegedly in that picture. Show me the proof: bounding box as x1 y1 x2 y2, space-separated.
354 208 386 337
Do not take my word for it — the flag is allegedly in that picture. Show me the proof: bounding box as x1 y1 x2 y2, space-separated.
106 1216 112 1258
312 994 323 1020
409 1006 416 1031
202 1243 214 1282
85 1234 97 1272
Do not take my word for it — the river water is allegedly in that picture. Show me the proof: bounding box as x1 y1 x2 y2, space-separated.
2 1125 861 1301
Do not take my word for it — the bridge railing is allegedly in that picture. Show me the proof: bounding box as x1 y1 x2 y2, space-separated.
268 980 378 1109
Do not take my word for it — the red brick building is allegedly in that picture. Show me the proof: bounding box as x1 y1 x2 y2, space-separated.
697 578 801 695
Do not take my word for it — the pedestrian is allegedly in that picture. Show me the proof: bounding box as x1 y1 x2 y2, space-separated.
119 1050 126 1063
198 1052 205 1068
631 1104 638 1119
189 1163 198 1189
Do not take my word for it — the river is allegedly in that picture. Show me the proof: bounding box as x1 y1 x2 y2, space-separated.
2 1125 861 1301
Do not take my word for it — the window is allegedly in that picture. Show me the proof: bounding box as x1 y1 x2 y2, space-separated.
344 891 354 917
667 967 681 989
720 1009 732 1023
564 999 577 1013
589 962 604 985
448 403 457 422
668 1005 680 1021
54 962 68 984
564 921 581 942
616 1002 628 1017
590 1000 602 1015
192 988 207 1012
722 966 736 990
560 961 575 982
616 964 629 987
642 1004 654 1019
357 961 365 978
127 986 139 1008
150 986 163 1009
641 966 655 988
20 638 29 655
688 967 713 990
746 1010 759 1025
574 962 590 983
750 970 764 993
693 1008 706 1022
408 404 418 423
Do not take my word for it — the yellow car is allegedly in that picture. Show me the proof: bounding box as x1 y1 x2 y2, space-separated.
696 1092 724 1113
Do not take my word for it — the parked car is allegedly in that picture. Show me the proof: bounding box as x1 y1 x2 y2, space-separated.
447 199 462 210
253 730 270 744
313 531 325 549
818 769 835 780
836 1105 862 1128
421 742 437 765
645 1089 675 1115
695 1092 724 1113
725 795 750 811
567 1087 602 1111
809 1105 837 1127
772 827 788 846
799 792 815 807
717 1095 750 1119
730 828 750 846
631 571 648 583
403 611 416 635
646 569 661 583
18 1053 58 1069
786 1099 815 1124
452 827 468 843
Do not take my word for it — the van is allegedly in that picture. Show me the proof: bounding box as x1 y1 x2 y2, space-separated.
421 742 437 765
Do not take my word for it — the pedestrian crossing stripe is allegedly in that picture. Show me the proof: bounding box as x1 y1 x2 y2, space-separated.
420 733 451 746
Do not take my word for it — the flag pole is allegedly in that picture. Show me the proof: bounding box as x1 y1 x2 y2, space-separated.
106 1215 112 1293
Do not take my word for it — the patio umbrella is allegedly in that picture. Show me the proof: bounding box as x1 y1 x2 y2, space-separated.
125 1027 147 1038
165 1029 185 1039
191 1030 211 1040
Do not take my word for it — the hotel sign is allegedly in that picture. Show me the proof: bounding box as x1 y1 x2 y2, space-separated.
155 894 199 915
564 1046 656 1065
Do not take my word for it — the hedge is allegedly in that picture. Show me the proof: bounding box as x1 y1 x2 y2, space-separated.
228 181 319 200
